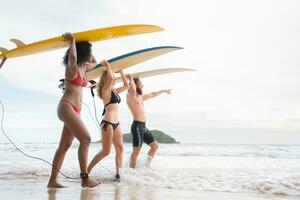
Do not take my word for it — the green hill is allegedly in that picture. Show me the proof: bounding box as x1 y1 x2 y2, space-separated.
123 129 178 143
95 130 178 143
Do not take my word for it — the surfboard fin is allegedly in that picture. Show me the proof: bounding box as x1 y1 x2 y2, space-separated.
10 39 26 48
0 47 8 53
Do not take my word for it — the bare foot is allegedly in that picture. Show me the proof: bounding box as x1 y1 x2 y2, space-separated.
81 178 100 188
47 179 66 188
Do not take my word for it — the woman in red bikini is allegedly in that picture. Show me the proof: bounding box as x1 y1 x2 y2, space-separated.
47 32 99 188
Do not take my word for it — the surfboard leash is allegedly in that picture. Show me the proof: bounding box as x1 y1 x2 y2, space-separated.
58 79 102 135
0 97 113 181
0 57 7 70
85 81 113 174
88 80 102 130
0 98 81 179
58 80 112 174
0 80 113 180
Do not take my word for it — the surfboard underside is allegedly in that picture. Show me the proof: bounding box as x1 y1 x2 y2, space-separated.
86 46 182 80
0 24 163 59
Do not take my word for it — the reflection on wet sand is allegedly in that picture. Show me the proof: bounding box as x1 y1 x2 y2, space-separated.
47 184 157 200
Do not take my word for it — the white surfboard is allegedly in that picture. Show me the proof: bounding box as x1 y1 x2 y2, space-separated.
86 46 182 80
59 46 183 89
87 68 196 88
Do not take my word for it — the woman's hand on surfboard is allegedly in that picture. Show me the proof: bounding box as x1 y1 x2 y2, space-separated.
116 69 125 74
100 59 110 67
126 74 133 80
62 32 74 42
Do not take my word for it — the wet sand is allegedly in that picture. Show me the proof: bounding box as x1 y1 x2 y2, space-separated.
0 180 297 200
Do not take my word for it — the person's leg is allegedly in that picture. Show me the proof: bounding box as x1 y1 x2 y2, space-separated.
112 126 123 176
145 141 158 168
143 127 158 157
59 103 98 187
88 124 114 173
130 147 141 168
130 122 143 168
47 125 74 188
143 128 158 167
147 141 159 157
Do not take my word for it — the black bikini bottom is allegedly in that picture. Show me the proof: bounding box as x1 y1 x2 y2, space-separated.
101 120 119 131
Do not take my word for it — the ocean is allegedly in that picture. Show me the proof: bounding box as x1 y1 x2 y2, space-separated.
0 142 299 198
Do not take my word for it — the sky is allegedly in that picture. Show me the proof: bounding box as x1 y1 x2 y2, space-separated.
1 0 300 144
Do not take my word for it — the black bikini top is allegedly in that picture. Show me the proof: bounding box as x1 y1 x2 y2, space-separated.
102 90 121 115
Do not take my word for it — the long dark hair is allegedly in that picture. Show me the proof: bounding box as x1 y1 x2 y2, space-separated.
62 41 92 67
134 78 143 95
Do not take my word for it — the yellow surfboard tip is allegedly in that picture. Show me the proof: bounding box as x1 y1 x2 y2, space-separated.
128 24 164 32
149 24 165 31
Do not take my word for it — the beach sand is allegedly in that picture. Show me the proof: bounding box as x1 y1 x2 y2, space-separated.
0 180 296 200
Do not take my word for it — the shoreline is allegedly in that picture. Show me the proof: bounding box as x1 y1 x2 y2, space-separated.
1 179 298 200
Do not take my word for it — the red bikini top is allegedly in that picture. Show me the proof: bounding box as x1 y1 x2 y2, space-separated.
67 70 87 87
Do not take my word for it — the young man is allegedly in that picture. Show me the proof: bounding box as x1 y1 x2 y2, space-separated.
126 75 172 168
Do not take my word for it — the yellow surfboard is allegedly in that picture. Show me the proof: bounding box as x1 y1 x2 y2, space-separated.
0 24 163 59
86 46 183 80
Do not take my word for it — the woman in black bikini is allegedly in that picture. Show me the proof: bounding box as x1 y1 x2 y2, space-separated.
87 60 129 180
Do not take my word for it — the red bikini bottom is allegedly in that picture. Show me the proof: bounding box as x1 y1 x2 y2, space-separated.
60 100 81 114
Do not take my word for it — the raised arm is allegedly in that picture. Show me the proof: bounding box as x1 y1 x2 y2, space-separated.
62 33 78 80
128 74 136 97
86 55 97 71
143 89 172 101
115 70 129 94
63 32 77 67
101 59 114 91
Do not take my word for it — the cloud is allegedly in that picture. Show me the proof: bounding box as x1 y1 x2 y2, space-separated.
1 0 300 143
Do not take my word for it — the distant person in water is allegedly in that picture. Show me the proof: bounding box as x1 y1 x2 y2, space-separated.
87 61 129 181
126 76 172 168
47 32 99 188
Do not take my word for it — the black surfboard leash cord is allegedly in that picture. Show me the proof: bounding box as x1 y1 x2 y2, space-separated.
0 57 7 70
0 86 112 180
0 98 81 179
